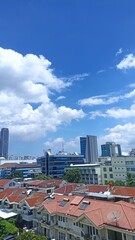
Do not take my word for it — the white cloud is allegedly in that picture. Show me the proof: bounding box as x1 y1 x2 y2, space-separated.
115 48 123 56
97 69 106 74
99 123 135 153
117 53 135 69
44 136 80 153
90 104 135 119
62 73 89 83
0 47 85 140
79 89 135 107
55 96 66 101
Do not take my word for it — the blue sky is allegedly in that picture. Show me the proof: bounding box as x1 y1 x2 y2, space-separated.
0 0 135 156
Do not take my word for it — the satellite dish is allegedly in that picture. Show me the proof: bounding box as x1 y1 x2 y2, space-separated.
107 210 121 224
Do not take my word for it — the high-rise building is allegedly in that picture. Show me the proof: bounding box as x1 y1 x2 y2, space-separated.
0 128 9 159
101 142 122 157
80 135 98 163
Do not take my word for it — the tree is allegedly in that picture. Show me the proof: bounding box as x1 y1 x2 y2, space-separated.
0 218 18 240
35 174 52 180
63 169 81 183
8 170 23 179
16 230 47 240
114 180 125 186
126 173 135 186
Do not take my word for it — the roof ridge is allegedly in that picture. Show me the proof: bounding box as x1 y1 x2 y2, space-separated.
120 203 134 230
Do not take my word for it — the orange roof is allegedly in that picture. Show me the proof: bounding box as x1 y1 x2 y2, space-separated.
0 179 11 187
55 183 78 194
26 193 47 207
111 186 135 197
41 194 135 231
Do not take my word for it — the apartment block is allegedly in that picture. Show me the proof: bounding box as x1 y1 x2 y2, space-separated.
67 163 101 184
112 156 135 182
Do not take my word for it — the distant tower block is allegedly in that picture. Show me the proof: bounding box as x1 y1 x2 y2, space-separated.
0 128 9 159
80 135 98 163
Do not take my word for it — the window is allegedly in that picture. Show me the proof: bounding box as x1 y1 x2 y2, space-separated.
110 174 113 178
123 233 127 240
109 167 112 171
104 174 107 178
103 167 106 172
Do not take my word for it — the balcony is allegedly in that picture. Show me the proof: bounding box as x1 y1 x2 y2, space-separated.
41 220 55 228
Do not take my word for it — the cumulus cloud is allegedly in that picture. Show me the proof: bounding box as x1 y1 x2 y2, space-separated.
44 136 80 153
117 53 135 69
99 123 135 153
0 47 85 140
78 89 135 107
90 104 135 119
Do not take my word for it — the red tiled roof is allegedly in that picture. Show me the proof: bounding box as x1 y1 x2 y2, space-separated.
0 179 11 187
111 186 135 197
54 183 79 194
0 163 18 169
26 193 47 207
41 194 135 230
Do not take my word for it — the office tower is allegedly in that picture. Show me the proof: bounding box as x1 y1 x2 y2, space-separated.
80 135 98 163
80 137 87 158
101 142 122 157
39 150 84 179
0 128 9 159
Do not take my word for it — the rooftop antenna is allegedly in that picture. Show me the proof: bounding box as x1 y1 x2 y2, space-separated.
107 210 121 225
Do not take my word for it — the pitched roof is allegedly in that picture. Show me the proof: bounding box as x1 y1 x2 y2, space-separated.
111 186 135 197
0 179 11 187
25 192 47 208
41 194 135 231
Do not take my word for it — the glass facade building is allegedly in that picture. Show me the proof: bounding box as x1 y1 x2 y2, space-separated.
80 135 98 164
101 142 122 157
39 150 84 179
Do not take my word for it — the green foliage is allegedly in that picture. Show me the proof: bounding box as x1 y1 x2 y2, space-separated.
35 174 52 180
63 169 81 183
126 173 135 186
114 180 125 186
0 218 18 240
16 230 47 240
8 170 23 179
104 180 125 186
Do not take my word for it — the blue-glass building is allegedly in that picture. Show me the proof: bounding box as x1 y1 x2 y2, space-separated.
39 150 84 179
101 142 122 157
80 135 98 164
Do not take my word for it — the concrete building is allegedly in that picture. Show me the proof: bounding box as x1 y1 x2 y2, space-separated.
0 163 41 179
101 142 122 157
33 194 135 240
129 148 135 156
112 156 135 182
0 128 9 159
80 135 98 163
67 163 101 184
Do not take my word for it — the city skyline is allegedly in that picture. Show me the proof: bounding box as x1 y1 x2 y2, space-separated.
0 1 135 156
